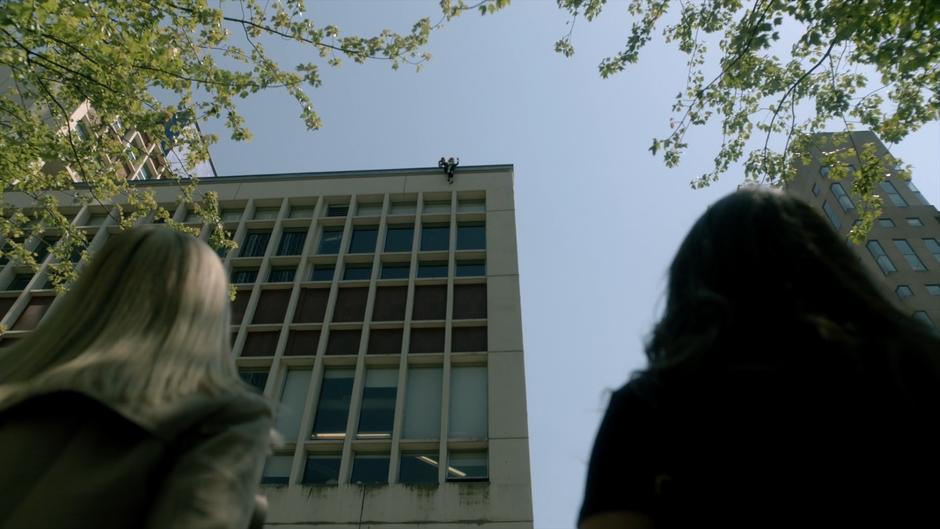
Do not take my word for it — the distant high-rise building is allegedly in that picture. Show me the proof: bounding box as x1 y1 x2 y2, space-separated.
787 131 940 327
0 165 533 528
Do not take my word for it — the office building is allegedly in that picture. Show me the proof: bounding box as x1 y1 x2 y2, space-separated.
0 165 534 528
788 131 940 326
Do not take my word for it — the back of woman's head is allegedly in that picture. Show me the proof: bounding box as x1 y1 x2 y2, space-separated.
0 226 242 404
647 187 939 378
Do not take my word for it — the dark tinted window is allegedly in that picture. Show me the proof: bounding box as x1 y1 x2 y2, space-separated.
8 273 32 291
446 452 487 481
399 453 439 484
312 370 354 436
358 369 397 435
231 269 258 284
343 263 371 281
368 328 403 354
373 286 407 321
310 265 334 282
333 287 368 322
351 455 389 484
285 330 320 356
325 329 361 355
409 327 444 354
456 223 485 250
294 288 330 323
413 285 446 320
252 289 291 324
326 204 349 217
417 262 448 278
277 230 307 255
239 370 269 392
241 231 271 257
349 226 378 254
268 268 295 282
318 227 343 254
381 263 409 279
420 225 449 252
456 261 485 277
303 456 341 485
241 331 279 356
384 225 414 252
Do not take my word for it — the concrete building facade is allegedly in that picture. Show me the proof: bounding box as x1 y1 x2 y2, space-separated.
0 165 533 528
787 131 940 327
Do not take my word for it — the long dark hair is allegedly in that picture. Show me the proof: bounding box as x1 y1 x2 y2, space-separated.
644 188 940 399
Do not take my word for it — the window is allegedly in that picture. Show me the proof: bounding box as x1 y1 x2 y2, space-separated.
310 264 334 282
457 199 485 213
221 209 243 222
452 326 487 352
456 261 486 277
284 330 320 356
268 268 296 283
183 211 201 224
895 285 913 300
822 201 841 230
409 327 445 354
294 288 329 323
351 454 389 484
241 331 279 357
358 369 397 437
906 218 924 227
325 329 361 355
303 455 341 485
74 120 90 141
399 453 439 484
403 367 442 438
357 203 383 217
907 180 928 205
880 181 907 207
449 366 487 439
878 218 896 228
343 263 372 281
926 285 940 296
380 262 410 279
275 369 312 442
389 202 416 215
277 230 307 255
7 273 32 291
420 225 449 252
261 455 292 485
913 311 934 327
924 238 940 264
254 207 279 220
349 226 378 254
811 183 820 196
893 240 927 271
446 451 488 482
423 200 451 214
318 227 343 254
417 261 448 278
413 285 446 320
240 231 271 257
84 213 109 226
372 286 407 321
137 162 156 180
456 223 486 250
384 225 414 252
231 269 258 284
453 284 486 319
333 287 368 322
830 183 855 212
312 369 354 438
252 289 291 324
239 369 268 393
367 328 403 354
867 241 897 274
289 205 316 219
326 204 349 217
33 236 58 263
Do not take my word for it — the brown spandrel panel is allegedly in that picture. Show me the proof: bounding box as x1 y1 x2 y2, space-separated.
373 286 407 322
333 287 368 322
325 329 361 355
409 327 444 354
285 330 321 356
412 285 446 321
231 291 251 324
12 296 54 331
253 289 291 324
294 288 330 323
367 328 403 354
241 331 280 356
453 284 486 320
452 326 487 353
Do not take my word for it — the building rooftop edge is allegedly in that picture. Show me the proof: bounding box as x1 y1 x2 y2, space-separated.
138 163 515 186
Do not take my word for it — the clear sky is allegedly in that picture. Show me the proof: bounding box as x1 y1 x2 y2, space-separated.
200 3 940 527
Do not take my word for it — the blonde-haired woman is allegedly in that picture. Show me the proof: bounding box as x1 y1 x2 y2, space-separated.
0 226 272 529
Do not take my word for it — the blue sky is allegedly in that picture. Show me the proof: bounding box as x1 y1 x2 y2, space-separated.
201 3 940 526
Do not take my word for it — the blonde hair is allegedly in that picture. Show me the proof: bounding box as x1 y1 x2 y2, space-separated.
0 226 251 406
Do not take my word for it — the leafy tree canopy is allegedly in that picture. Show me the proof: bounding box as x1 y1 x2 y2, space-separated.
552 0 939 241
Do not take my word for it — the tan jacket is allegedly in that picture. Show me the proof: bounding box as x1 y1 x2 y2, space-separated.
0 386 272 529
